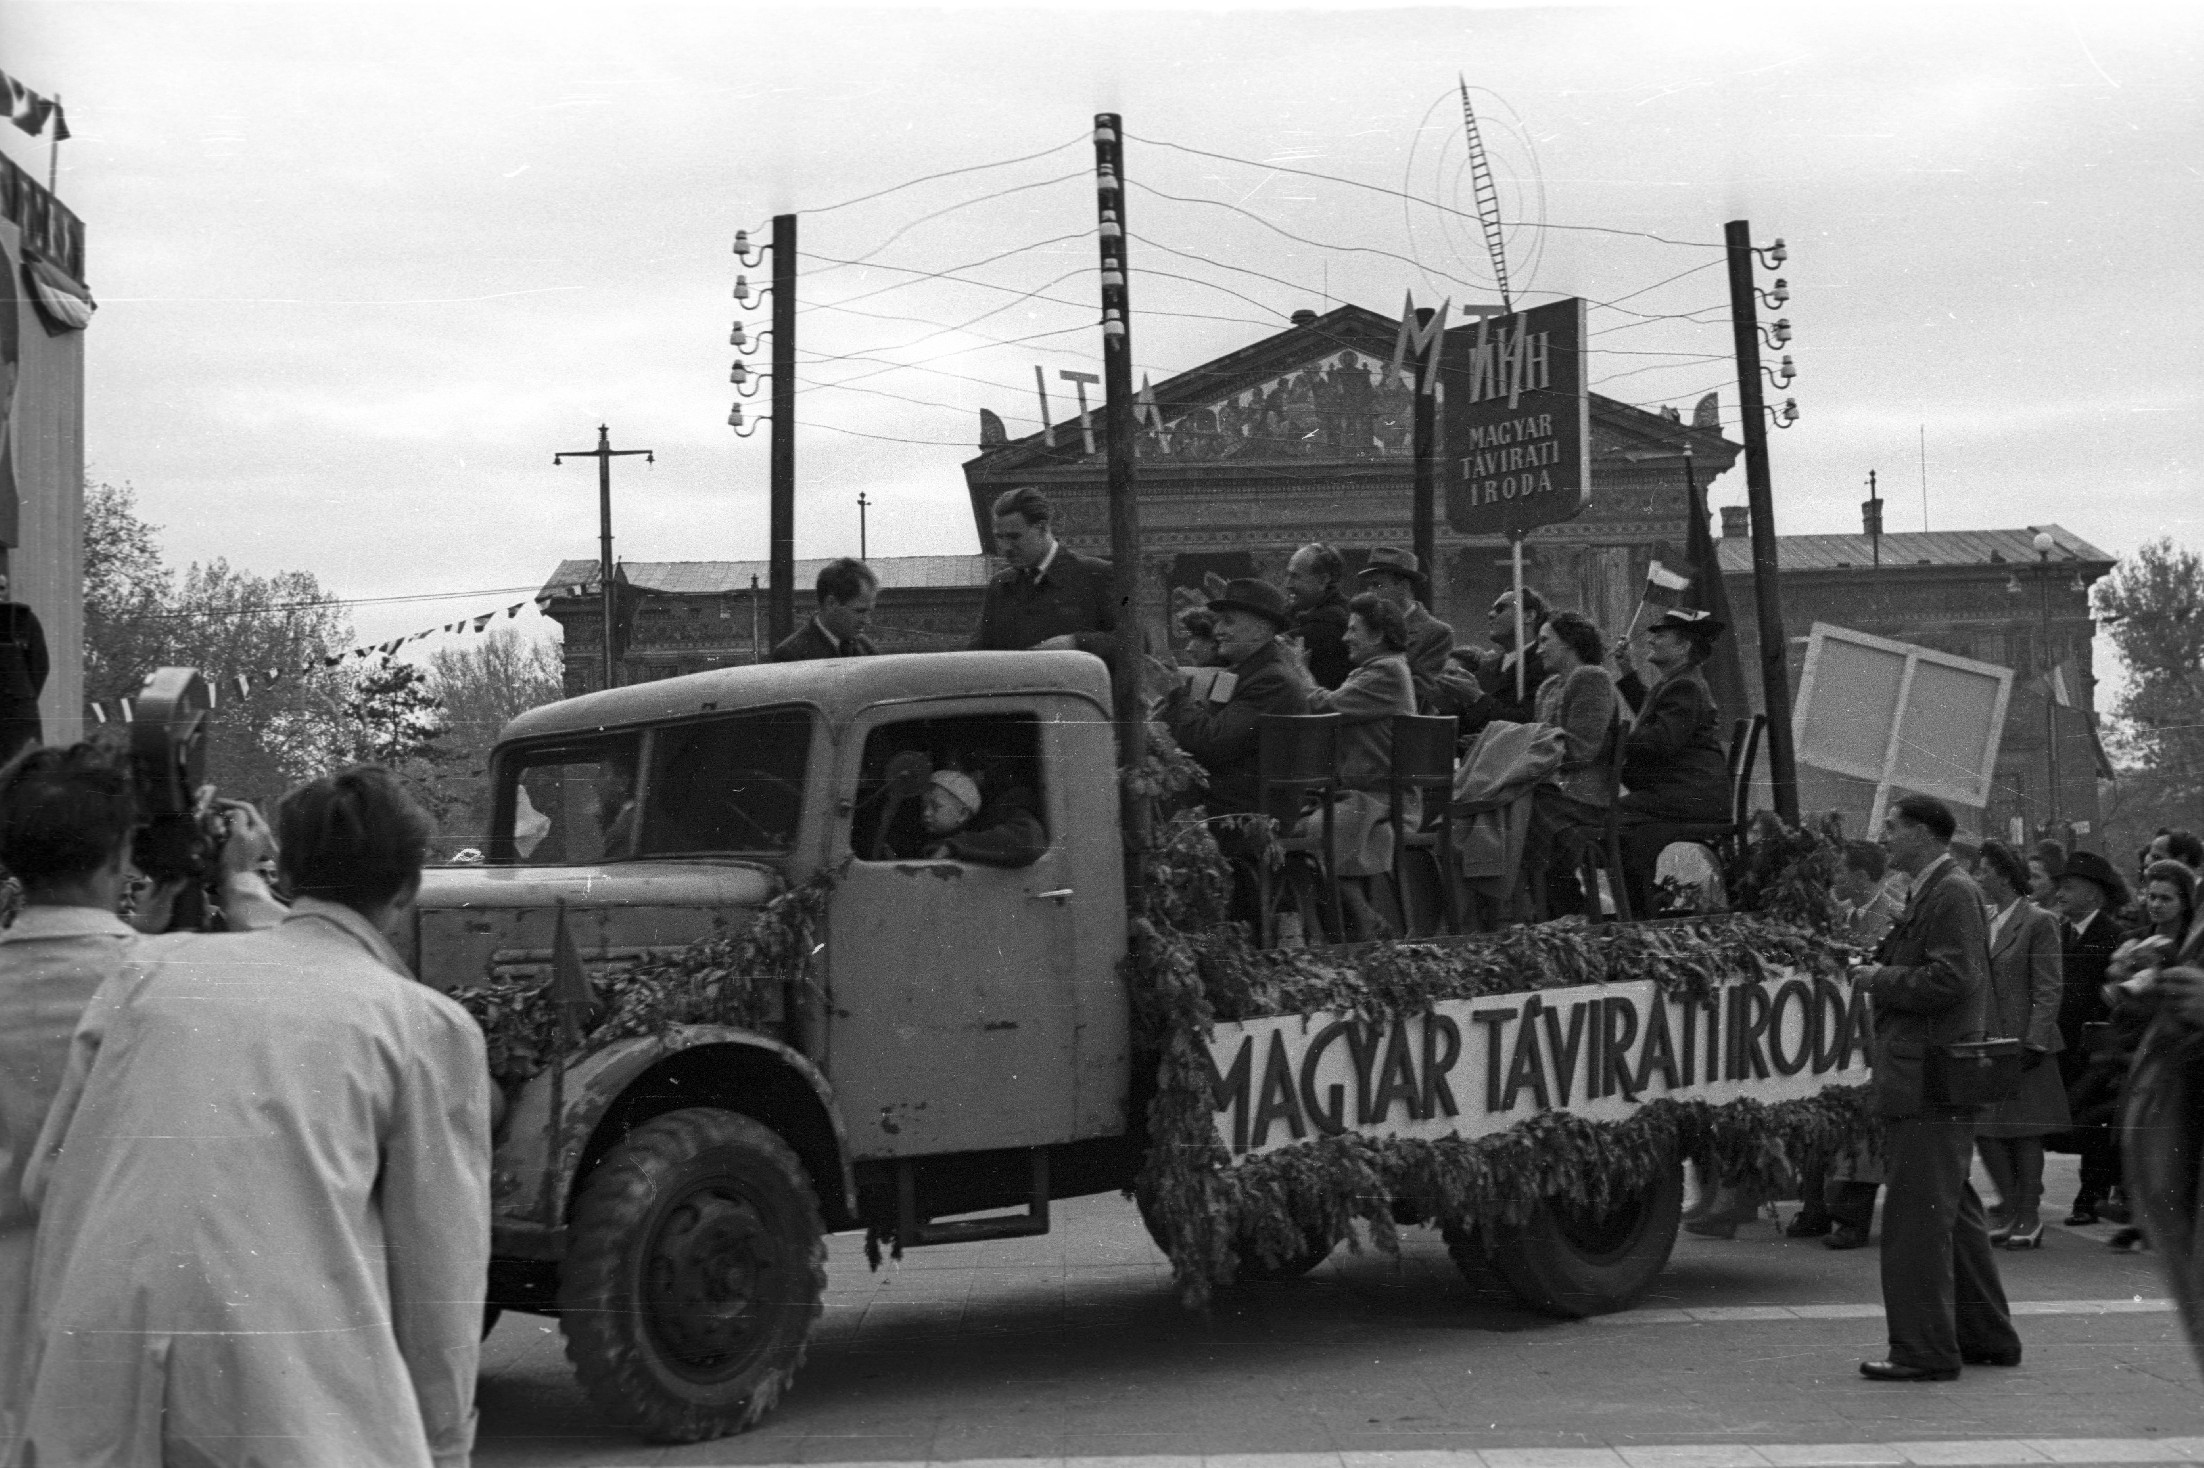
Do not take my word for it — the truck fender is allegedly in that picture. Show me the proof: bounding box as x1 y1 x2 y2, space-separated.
491 1025 855 1253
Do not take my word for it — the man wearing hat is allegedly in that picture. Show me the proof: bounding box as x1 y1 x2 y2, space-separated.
1355 547 1455 708
1163 578 1311 814
2052 848 2128 1223
1611 607 1733 916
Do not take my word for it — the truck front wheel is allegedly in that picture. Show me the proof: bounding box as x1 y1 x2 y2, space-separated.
1448 1154 1683 1318
558 1108 826 1442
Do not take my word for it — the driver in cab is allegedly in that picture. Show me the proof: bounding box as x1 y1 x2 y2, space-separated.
916 769 1046 869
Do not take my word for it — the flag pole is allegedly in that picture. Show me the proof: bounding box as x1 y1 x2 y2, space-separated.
1510 530 1527 703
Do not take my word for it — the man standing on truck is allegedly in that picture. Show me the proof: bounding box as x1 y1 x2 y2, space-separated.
1283 542 1352 690
971 486 1116 655
1852 793 2021 1383
1353 548 1455 712
770 557 878 661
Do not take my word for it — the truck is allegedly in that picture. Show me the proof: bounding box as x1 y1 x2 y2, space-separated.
413 648 1865 1443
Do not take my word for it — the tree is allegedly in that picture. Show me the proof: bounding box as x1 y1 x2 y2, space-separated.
423 627 565 853
2092 537 2204 856
83 478 356 810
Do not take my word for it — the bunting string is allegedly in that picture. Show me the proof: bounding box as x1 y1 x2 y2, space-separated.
85 598 532 725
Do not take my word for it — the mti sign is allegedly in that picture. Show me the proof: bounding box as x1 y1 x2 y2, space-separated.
1439 298 1590 537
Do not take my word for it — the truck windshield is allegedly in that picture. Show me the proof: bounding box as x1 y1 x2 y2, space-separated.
487 705 812 863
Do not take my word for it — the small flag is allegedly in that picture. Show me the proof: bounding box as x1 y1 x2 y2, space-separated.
2049 665 2074 709
473 611 495 632
232 673 250 701
324 655 343 667
1644 559 1692 608
206 684 219 709
50 101 68 143
548 902 601 1047
88 703 106 725
506 602 524 618
118 698 134 723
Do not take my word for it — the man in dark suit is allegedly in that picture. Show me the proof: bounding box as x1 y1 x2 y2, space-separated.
0 570 47 762
1162 578 1312 814
769 557 878 662
2052 848 2128 1222
1852 793 2021 1382
969 486 1115 655
1282 542 1351 690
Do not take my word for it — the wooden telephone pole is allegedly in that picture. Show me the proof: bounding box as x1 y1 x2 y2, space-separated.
555 425 654 692
1092 114 1148 821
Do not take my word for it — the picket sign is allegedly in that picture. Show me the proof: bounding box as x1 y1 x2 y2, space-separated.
1206 966 1865 1161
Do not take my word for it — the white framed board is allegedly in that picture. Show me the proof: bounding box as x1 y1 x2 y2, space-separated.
1791 622 2013 831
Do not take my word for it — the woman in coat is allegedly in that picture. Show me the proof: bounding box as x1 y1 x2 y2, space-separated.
1520 610 1619 918
1610 607 1732 917
1972 840 2069 1249
1299 592 1416 937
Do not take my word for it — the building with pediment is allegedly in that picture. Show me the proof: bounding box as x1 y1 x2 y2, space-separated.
959 303 1738 652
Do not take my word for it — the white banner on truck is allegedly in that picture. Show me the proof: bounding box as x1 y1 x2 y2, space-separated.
1205 970 1867 1161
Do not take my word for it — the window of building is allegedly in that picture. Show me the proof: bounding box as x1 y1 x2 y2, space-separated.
848 712 1048 862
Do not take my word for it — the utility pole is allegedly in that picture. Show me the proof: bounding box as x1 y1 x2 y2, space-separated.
769 213 798 646
554 425 654 692
1092 114 1147 815
2034 530 2062 829
857 491 872 561
1410 306 1438 582
1723 219 1799 824
1863 469 1882 568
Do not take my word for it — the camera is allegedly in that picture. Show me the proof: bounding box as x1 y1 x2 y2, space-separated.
126 667 230 929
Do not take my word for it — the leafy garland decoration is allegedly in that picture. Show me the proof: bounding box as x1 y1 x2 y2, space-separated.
453 865 838 1087
1120 758 1880 1311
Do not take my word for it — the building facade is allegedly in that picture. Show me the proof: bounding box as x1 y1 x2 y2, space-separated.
538 555 991 696
960 303 1739 653
1716 512 2113 842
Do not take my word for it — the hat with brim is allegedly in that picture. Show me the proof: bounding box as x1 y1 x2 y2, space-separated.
1356 545 1428 597
1646 607 1726 642
1206 577 1294 631
2057 849 2129 909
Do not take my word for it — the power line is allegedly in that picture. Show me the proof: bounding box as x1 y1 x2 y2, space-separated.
1125 132 1724 249
804 177 1088 279
798 135 1088 216
802 268 1093 368
1130 181 1496 298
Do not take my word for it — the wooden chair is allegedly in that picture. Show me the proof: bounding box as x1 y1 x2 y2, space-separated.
1388 713 1460 936
1256 713 1344 947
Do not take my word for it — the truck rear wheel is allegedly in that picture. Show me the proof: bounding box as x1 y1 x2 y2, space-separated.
1447 1155 1683 1318
558 1108 826 1443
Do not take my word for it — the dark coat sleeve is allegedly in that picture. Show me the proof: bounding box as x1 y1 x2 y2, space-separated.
1293 600 1352 690
2021 907 2065 1053
937 788 1049 868
1867 876 1983 1017
1165 648 1311 782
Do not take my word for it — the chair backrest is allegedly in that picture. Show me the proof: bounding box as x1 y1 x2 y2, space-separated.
1723 717 1749 782
1388 713 1458 790
1258 713 1340 785
1258 712 1340 826
1604 712 1630 801
1730 713 1767 829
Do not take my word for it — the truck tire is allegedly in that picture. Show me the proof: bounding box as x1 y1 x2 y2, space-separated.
558 1108 826 1443
1448 1155 1683 1318
1135 1194 1336 1283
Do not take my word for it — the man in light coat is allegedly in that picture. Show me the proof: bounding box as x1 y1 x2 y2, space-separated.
0 746 284 1450
15 767 489 1468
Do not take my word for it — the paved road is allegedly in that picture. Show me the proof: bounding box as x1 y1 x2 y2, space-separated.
475 1155 2200 1468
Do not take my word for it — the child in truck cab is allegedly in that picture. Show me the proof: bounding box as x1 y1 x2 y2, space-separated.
918 769 1047 869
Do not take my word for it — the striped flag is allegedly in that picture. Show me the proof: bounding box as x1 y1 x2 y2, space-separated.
1643 559 1692 609
506 602 524 618
474 611 495 632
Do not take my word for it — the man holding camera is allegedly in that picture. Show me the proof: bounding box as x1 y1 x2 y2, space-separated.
0 745 281 1447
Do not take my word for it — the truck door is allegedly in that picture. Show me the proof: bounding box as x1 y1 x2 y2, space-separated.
827 698 1112 1158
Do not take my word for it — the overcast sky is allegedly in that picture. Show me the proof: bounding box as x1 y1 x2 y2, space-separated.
6 1 2198 654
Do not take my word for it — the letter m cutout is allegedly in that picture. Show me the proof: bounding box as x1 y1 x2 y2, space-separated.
1391 291 1452 395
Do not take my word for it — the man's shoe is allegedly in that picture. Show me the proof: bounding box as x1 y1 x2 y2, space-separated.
1961 1349 2022 1367
1824 1225 1871 1250
1786 1212 1834 1239
2066 1196 2099 1227
1859 1360 1959 1382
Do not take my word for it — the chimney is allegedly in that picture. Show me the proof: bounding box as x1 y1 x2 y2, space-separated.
1720 505 1750 539
1290 309 1318 327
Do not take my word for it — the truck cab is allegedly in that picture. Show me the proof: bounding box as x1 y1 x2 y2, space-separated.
414 651 1136 1441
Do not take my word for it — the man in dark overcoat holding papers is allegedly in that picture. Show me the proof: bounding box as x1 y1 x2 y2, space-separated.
1852 793 2021 1381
